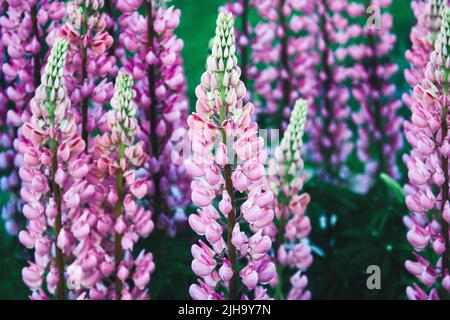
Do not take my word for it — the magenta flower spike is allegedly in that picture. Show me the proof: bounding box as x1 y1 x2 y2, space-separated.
266 99 313 300
222 0 251 84
18 40 155 299
60 0 116 149
404 6 450 299
91 71 155 300
0 0 65 235
18 38 78 300
226 0 355 181
223 0 320 129
186 12 276 300
349 0 404 192
404 0 447 110
115 0 190 235
404 1 447 192
0 0 15 235
303 0 355 182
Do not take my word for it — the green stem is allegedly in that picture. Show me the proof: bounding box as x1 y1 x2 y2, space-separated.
440 78 450 297
318 0 336 179
81 7 89 149
240 0 249 84
279 0 291 119
114 143 125 299
218 68 238 299
365 0 387 176
0 3 6 85
224 160 238 300
104 0 116 56
274 193 287 299
275 263 283 300
81 46 88 149
49 109 65 300
146 0 162 222
220 116 238 299
30 4 41 88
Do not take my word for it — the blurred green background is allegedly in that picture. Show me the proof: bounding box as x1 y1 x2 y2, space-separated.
0 0 415 299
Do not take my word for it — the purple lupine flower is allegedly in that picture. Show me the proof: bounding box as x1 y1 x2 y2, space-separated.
404 0 446 105
266 100 313 300
0 0 65 235
349 0 403 192
90 71 155 300
59 0 116 149
403 0 447 180
186 13 275 300
18 38 86 300
115 0 190 235
403 6 450 300
19 40 155 300
304 0 355 182
223 0 320 129
222 0 251 85
225 1 356 182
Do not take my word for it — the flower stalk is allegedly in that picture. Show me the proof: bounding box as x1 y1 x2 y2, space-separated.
18 37 71 300
404 6 450 300
267 99 312 300
187 12 275 300
116 0 190 235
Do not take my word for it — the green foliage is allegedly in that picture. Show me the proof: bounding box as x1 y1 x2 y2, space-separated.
380 173 406 204
0 192 28 300
144 229 197 299
305 177 411 299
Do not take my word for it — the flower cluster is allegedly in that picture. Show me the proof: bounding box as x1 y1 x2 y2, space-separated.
60 0 116 148
350 0 403 192
0 0 65 235
267 99 312 300
18 38 154 300
224 0 320 129
186 12 275 300
90 70 155 300
18 38 83 299
304 0 356 182
404 0 446 106
403 6 450 300
7 0 193 301
3 0 437 302
222 0 251 84
115 0 190 235
403 0 446 174
403 0 447 196
225 0 356 182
